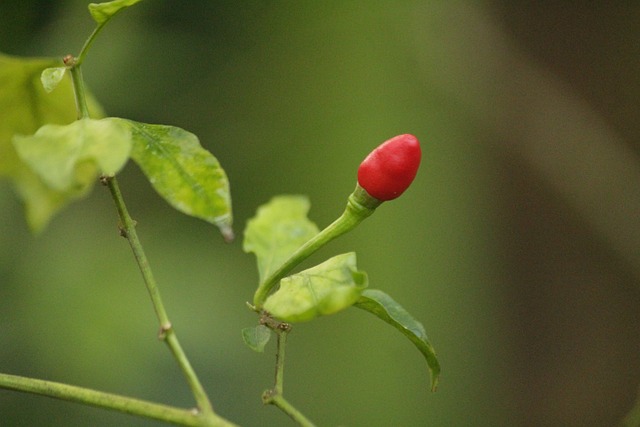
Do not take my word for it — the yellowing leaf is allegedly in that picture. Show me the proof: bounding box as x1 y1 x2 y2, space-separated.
0 52 104 232
88 0 145 25
13 118 132 192
264 252 367 322
244 196 319 283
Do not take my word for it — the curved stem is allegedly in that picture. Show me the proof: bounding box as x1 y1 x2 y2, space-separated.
0 373 228 427
76 24 104 66
253 185 381 308
76 5 129 67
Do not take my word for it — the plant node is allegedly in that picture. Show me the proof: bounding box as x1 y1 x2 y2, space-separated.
63 54 76 67
158 322 173 340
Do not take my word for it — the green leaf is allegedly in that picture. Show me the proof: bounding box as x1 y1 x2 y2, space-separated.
118 119 233 240
264 252 367 323
241 325 272 352
0 53 104 232
41 67 66 93
10 168 90 234
0 53 104 176
88 0 144 25
243 195 320 283
13 118 132 192
354 289 441 391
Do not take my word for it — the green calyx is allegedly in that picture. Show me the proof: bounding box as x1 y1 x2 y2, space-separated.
347 183 384 214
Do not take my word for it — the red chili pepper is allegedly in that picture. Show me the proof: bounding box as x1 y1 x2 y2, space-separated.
357 134 421 201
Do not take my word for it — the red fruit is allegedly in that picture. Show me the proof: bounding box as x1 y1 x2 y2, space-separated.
357 134 421 201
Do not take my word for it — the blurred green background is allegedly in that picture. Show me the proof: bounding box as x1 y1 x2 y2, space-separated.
1 1 639 426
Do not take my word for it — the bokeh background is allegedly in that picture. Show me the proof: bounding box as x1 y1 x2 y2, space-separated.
1 1 639 426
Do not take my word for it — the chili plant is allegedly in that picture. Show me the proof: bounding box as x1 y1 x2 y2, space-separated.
0 1 440 426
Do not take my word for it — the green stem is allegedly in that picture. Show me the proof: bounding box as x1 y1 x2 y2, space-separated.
68 63 90 119
269 395 316 427
76 5 130 67
0 373 230 427
68 4 127 118
253 184 381 308
105 176 217 418
67 16 110 120
22 5 236 425
273 324 287 395
262 325 316 427
106 176 170 324
76 24 104 66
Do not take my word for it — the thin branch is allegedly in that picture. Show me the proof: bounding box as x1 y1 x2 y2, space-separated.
261 321 316 427
104 176 216 417
0 373 203 426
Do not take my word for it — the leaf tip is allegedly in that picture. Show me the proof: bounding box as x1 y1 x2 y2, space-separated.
40 67 66 93
430 375 439 392
220 224 235 243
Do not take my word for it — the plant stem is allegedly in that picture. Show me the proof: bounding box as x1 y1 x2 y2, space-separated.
69 35 211 407
67 9 113 120
253 184 381 308
76 25 104 67
69 2 127 116
68 63 90 119
261 323 316 427
105 176 169 324
104 176 219 417
269 394 316 427
273 324 288 395
20 5 237 426
76 5 127 66
0 373 230 427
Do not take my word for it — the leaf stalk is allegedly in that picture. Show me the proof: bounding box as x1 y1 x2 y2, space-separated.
253 184 380 308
